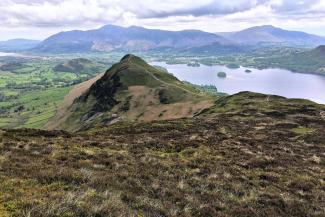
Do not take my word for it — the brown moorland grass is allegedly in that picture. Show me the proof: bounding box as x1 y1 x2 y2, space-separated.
0 102 324 217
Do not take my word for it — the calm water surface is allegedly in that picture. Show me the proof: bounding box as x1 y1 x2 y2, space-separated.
151 62 325 104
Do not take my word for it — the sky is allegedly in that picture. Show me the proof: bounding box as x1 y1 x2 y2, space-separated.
0 0 325 40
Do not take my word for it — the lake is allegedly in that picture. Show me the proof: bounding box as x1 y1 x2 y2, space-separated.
151 62 325 104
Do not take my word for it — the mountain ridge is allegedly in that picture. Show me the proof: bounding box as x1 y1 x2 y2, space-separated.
218 25 325 46
0 39 40 51
30 24 325 53
46 54 213 131
33 25 230 53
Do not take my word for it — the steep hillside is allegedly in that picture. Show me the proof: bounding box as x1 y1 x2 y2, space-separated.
33 25 229 53
1 91 324 216
219 25 325 47
47 54 212 131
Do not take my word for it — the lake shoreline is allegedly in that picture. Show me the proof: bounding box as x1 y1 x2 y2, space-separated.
164 62 325 77
152 61 325 104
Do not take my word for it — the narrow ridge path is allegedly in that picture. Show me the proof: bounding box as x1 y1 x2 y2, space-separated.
144 69 203 97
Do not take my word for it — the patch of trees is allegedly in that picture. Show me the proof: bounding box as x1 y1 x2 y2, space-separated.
14 105 25 113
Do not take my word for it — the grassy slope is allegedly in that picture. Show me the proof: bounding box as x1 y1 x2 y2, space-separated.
0 92 324 216
199 91 324 117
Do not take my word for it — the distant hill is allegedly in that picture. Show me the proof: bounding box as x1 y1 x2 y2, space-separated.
254 45 325 74
219 25 325 47
54 58 100 74
309 45 325 58
0 62 24 72
286 45 325 73
0 39 40 51
33 25 230 53
46 54 212 131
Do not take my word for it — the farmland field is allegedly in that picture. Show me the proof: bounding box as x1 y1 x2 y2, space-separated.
0 55 110 128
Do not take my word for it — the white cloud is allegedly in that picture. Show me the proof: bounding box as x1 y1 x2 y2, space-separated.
0 0 325 40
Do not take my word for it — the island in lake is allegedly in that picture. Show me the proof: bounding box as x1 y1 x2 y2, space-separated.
187 62 200 67
217 71 227 78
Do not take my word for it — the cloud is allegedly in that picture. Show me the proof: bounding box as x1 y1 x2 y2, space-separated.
269 0 322 13
1 0 323 28
0 0 263 27
0 0 325 39
0 0 124 27
133 0 269 18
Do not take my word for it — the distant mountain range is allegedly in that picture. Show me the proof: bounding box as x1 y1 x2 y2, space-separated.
33 25 230 53
2 25 325 53
0 39 40 52
218 25 325 46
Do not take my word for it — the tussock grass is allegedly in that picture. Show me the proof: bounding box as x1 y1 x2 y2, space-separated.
0 104 324 216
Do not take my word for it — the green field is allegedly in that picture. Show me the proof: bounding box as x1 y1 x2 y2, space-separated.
0 55 110 129
0 87 71 128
